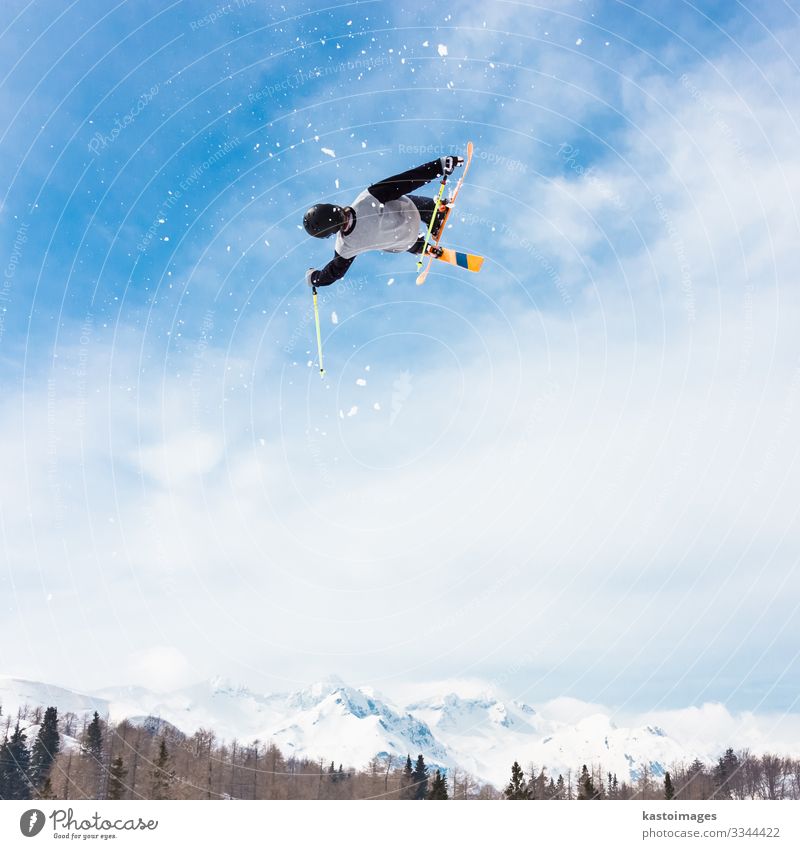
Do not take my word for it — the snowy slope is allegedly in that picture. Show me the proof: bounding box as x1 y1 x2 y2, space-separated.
94 677 287 741
0 676 109 718
272 678 450 769
1 674 705 786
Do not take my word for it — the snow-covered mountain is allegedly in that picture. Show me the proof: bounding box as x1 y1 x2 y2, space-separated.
0 674 708 786
408 693 689 783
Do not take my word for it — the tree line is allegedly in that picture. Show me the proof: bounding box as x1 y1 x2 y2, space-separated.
2 702 799 800
501 749 800 801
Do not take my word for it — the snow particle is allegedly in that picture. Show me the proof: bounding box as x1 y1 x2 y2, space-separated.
356 378 367 386
437 44 448 56
331 311 339 324
321 147 336 158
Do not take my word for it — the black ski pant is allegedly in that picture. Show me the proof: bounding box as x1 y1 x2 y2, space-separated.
407 195 447 254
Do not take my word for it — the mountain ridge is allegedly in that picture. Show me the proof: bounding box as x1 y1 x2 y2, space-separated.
0 674 738 786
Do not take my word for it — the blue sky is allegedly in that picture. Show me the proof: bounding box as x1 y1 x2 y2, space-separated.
1 0 799 721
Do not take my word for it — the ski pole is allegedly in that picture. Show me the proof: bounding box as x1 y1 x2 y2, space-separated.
416 174 448 272
312 286 325 377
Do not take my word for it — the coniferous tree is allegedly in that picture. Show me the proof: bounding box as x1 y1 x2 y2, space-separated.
684 758 711 799
0 724 32 799
30 707 60 791
714 748 739 799
82 711 105 798
0 736 9 799
400 755 414 799
150 738 175 800
428 769 448 799
555 774 566 800
664 771 675 800
503 761 530 799
83 712 103 761
108 756 127 800
577 764 599 799
412 755 428 800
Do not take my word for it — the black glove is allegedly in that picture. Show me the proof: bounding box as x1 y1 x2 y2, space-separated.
441 155 464 176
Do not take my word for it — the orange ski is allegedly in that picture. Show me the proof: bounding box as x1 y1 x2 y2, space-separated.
416 141 474 285
427 244 484 273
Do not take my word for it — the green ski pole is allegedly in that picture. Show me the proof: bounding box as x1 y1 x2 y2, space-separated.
415 173 448 272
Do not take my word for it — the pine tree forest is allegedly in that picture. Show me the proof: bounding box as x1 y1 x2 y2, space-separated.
2 702 800 801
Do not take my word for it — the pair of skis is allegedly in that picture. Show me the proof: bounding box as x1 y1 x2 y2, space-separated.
415 140 484 285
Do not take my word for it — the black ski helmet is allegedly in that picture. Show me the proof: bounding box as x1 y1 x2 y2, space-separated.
303 203 346 238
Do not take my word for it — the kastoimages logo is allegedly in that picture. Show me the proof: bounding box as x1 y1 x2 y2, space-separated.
19 810 46 837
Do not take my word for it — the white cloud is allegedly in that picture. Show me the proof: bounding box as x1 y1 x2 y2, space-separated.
127 646 194 692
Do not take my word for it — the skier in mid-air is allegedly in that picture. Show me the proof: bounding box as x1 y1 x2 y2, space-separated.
303 154 464 288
